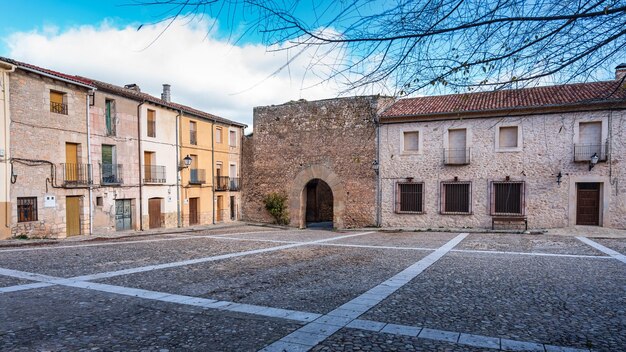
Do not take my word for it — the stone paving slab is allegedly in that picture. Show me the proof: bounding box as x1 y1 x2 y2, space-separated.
0 276 31 288
99 246 429 314
0 237 279 278
361 251 626 351
0 285 300 351
594 238 626 255
456 233 606 255
310 327 491 351
221 229 350 242
328 231 457 249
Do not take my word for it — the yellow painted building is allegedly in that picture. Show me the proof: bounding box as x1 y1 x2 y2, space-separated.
179 110 245 226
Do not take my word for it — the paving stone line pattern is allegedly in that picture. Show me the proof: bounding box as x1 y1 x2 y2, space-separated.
0 232 374 294
576 236 626 264
258 233 469 352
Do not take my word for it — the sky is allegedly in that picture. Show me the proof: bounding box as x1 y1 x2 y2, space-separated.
0 0 357 130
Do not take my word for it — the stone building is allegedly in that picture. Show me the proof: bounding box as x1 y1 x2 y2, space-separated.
2 57 96 238
379 67 626 229
242 96 393 229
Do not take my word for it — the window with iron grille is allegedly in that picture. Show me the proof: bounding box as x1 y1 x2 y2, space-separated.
491 181 525 215
440 182 471 214
17 197 38 222
395 182 424 213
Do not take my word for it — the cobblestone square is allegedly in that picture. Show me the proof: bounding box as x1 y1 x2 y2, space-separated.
0 225 624 351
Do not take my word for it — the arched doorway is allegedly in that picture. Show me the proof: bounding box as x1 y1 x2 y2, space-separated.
290 165 345 229
304 179 333 228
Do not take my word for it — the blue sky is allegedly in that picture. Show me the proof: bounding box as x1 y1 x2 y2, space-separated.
0 0 352 128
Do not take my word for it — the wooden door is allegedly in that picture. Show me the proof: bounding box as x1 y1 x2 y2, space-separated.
577 183 600 225
115 199 132 231
65 143 78 181
148 198 162 229
216 196 223 221
66 196 81 236
189 198 199 225
144 151 153 182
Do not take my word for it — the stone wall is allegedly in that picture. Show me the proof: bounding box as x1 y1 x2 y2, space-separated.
9 69 91 238
380 110 626 229
242 96 394 229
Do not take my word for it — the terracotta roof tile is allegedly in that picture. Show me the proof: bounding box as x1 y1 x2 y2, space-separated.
0 56 95 88
382 80 626 119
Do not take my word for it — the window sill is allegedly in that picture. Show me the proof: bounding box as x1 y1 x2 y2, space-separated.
440 212 473 216
495 148 522 153
396 211 425 214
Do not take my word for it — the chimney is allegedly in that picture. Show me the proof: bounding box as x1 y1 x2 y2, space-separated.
124 83 140 92
161 84 171 102
616 63 626 81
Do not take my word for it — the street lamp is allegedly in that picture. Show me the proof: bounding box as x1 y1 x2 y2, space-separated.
179 155 192 171
589 153 599 171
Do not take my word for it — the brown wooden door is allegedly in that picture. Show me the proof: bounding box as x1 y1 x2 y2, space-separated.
66 196 81 236
148 198 162 229
144 151 153 181
65 143 78 181
189 198 199 225
216 196 223 222
577 183 600 226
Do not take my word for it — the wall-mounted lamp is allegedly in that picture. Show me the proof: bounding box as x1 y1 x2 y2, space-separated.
589 153 599 171
556 171 562 185
10 163 17 184
179 155 192 171
372 160 380 174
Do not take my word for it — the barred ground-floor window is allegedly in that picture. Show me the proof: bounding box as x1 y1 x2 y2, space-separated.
396 182 424 213
17 197 38 222
491 181 525 215
440 182 471 215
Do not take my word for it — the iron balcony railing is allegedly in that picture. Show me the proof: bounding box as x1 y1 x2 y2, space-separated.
60 163 93 186
214 176 240 191
215 176 230 191
101 163 123 185
229 177 241 191
50 101 68 115
573 142 609 162
443 148 471 165
190 130 197 145
189 169 206 184
143 165 166 183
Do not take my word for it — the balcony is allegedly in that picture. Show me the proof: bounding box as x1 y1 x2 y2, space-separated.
50 101 68 115
443 148 471 165
101 164 123 185
214 176 229 191
190 130 197 145
60 163 92 186
144 165 166 183
189 169 206 185
229 177 241 191
214 176 240 191
574 142 609 162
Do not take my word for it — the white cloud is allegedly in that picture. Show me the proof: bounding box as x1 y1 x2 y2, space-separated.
5 18 354 130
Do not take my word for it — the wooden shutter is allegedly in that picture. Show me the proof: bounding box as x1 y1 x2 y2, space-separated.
403 131 419 151
499 126 518 148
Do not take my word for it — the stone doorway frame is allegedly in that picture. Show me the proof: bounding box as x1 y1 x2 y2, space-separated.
290 165 345 229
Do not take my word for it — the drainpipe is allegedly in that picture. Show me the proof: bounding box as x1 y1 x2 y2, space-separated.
176 110 181 228
211 119 216 224
2 63 15 230
137 101 145 231
375 110 381 227
86 89 94 235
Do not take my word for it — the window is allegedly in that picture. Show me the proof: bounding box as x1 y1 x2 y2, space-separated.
189 121 197 145
396 182 424 213
17 197 38 222
496 125 521 151
50 91 67 114
445 128 469 164
441 182 471 214
147 109 156 137
215 127 222 143
229 130 237 146
96 197 104 206
403 131 419 152
101 145 120 184
575 121 605 161
491 181 525 216
105 99 116 136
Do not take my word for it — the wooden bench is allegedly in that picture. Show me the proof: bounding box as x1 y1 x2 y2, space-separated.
492 216 527 230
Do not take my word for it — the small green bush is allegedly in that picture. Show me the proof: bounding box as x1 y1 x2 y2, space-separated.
263 192 290 225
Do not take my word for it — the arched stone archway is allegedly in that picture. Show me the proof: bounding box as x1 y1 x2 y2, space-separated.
289 165 345 229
